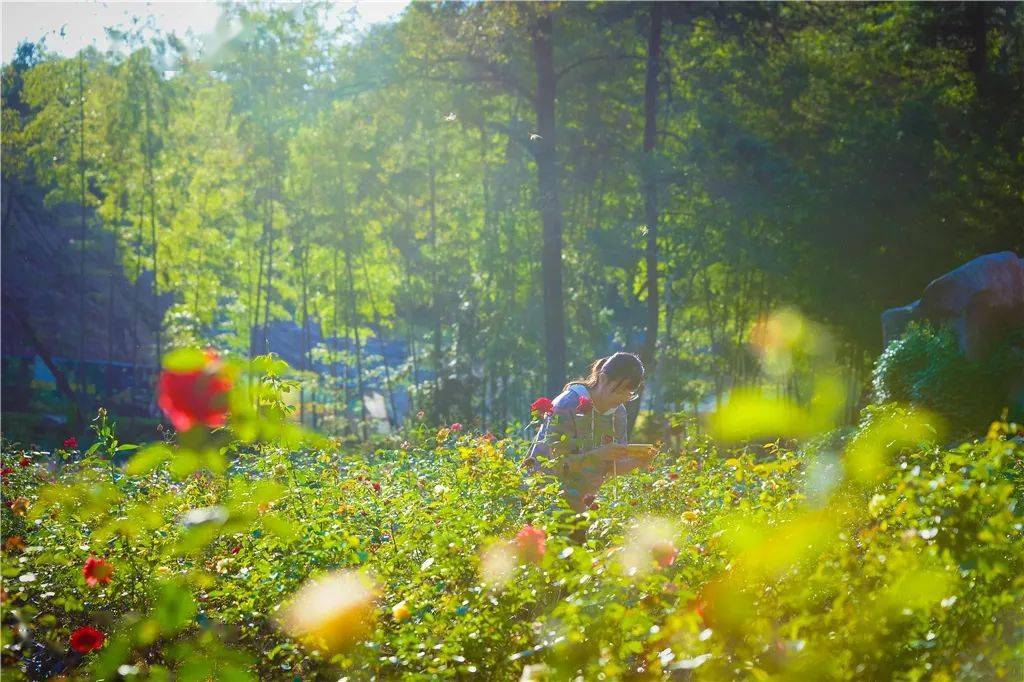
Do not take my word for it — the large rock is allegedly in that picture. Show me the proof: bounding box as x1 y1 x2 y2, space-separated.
882 251 1024 361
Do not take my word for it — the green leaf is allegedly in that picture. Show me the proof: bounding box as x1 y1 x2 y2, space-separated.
89 634 131 680
126 444 172 476
169 451 203 479
261 513 298 541
163 348 207 372
154 580 198 634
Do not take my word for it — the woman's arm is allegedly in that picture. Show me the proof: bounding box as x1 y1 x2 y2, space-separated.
612 404 628 445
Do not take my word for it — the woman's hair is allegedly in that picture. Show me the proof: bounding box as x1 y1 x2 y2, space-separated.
565 352 645 393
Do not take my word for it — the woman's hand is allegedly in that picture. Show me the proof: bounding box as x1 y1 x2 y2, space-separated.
562 444 628 474
558 444 658 511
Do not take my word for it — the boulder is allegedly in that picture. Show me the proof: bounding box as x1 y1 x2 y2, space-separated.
882 251 1024 361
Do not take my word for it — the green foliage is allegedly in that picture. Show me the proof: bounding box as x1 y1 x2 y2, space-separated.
2 407 1021 679
872 322 1024 437
5 3 1023 428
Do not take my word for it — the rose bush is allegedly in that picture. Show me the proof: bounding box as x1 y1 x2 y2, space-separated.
0 352 1021 680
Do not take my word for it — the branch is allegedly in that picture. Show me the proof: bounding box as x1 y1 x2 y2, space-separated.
429 55 533 103
556 53 644 82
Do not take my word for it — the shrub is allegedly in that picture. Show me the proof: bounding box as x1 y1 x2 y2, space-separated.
872 321 1024 437
1 415 1021 679
1 348 1021 680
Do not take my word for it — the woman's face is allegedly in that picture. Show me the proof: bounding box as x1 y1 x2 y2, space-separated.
596 373 640 408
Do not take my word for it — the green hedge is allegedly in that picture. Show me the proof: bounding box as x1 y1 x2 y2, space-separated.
872 321 1024 437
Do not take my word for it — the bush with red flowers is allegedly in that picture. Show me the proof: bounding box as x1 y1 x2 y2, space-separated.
0 350 1019 681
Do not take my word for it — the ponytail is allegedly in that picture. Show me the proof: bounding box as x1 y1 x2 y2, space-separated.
564 356 608 392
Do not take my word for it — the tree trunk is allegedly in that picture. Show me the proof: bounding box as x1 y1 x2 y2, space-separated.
345 249 367 440
428 138 443 412
634 3 665 430
262 195 275 354
401 249 418 416
143 69 161 367
128 191 145 418
531 10 567 397
250 208 265 360
77 54 87 393
331 249 340 433
300 245 310 426
107 186 122 399
968 2 988 96
361 258 398 429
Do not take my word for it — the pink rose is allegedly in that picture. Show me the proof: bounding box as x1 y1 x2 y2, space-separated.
514 524 547 564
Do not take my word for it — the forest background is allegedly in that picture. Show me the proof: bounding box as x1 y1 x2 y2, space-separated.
2 1 1022 442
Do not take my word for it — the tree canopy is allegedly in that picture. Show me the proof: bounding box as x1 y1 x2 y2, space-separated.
3 2 1021 433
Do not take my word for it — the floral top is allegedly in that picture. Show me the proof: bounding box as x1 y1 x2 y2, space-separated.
526 383 628 509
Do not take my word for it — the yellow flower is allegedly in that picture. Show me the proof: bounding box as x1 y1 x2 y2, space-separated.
277 570 378 655
10 497 30 516
391 600 411 622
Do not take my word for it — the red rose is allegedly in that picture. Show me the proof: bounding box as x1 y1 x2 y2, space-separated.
514 524 547 564
82 556 114 587
372 482 381 493
530 397 554 416
576 396 593 414
450 423 462 432
62 437 78 450
18 457 30 468
69 626 105 653
0 466 12 480
157 350 233 432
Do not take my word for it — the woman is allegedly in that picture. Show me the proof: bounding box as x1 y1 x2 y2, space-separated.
526 352 657 512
